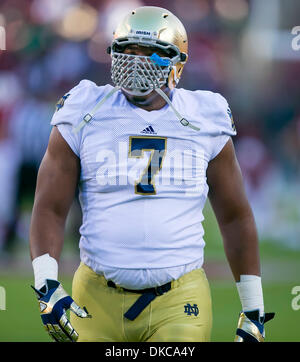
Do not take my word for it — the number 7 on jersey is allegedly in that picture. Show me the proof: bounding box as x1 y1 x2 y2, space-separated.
128 136 167 195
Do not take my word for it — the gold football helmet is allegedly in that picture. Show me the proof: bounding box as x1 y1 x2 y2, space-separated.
109 6 188 95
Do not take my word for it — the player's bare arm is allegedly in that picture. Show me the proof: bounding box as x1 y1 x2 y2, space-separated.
30 126 80 262
207 138 260 282
29 127 90 342
207 138 274 340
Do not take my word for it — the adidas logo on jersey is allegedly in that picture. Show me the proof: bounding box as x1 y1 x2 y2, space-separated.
140 126 157 135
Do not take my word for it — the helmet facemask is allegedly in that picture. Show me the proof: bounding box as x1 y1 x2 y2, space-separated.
110 39 182 96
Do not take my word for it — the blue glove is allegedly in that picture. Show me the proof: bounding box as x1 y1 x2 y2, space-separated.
234 309 275 342
32 279 91 342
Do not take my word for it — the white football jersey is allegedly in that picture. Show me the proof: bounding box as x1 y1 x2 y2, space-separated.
51 80 236 287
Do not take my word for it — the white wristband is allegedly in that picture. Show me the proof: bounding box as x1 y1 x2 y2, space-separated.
236 275 264 317
32 253 58 290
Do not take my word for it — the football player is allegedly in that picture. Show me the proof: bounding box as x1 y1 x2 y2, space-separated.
30 6 274 342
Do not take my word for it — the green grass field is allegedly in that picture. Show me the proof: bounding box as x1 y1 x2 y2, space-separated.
0 204 299 342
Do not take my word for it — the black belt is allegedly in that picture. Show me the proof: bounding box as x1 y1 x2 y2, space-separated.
107 280 172 321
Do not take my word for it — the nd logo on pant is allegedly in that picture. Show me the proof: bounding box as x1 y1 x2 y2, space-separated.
0 286 6 310
184 303 199 316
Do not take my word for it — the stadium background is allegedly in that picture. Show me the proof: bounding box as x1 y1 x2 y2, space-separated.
0 0 299 342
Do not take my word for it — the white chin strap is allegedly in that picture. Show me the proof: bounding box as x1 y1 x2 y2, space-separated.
73 86 121 134
154 88 200 131
73 86 200 134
